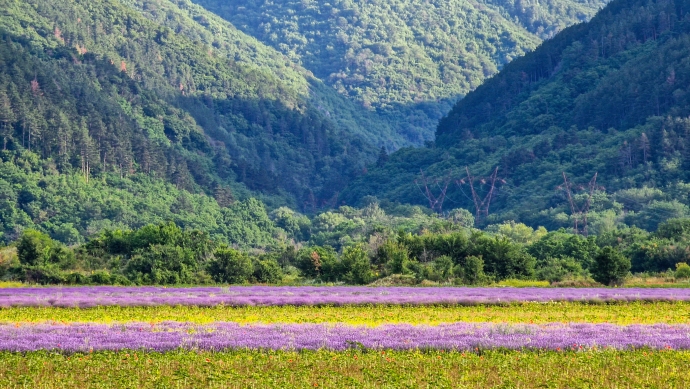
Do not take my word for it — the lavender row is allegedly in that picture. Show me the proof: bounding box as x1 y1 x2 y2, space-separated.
2 322 690 352
3 286 690 308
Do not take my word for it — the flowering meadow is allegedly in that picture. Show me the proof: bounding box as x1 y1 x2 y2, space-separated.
3 286 690 307
1 287 690 388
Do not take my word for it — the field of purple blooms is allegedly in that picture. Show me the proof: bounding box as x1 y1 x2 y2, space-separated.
2 286 690 387
2 322 689 352
2 286 690 307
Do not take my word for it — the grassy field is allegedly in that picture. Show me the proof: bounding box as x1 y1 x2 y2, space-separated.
1 301 689 325
0 349 687 388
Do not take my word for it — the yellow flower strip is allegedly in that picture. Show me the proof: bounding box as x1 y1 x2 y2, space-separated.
1 301 689 325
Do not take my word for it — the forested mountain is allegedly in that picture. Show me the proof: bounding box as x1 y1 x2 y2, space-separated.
343 0 690 233
193 0 608 143
0 0 396 242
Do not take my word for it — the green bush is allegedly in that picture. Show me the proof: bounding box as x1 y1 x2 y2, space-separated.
89 270 112 285
591 247 631 286
125 245 197 285
375 240 413 275
207 248 254 284
65 272 87 285
433 255 454 281
458 255 487 285
340 245 374 285
295 246 338 279
15 265 66 284
16 230 53 266
535 257 585 283
252 258 283 284
675 262 690 279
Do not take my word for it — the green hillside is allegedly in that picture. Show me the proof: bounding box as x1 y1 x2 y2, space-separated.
193 0 608 143
343 0 690 233
0 0 388 216
115 0 405 149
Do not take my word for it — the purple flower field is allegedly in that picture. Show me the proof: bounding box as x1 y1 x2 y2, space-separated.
1 322 689 352
2 286 690 308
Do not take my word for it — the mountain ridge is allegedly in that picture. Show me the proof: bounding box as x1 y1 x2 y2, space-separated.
342 0 690 233
192 0 609 144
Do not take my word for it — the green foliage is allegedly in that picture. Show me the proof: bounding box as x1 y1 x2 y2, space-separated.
339 245 374 285
471 235 536 280
675 262 690 279
343 0 690 232
459 255 487 285
591 246 631 286
6 213 690 285
295 246 338 280
486 221 547 244
16 229 74 270
124 245 198 285
446 208 475 229
16 230 55 266
433 255 455 281
252 258 283 284
0 0 381 213
376 240 413 275
0 152 282 248
207 247 253 284
270 207 312 242
196 0 606 143
655 218 690 240
599 226 690 273
535 256 586 283
528 230 599 269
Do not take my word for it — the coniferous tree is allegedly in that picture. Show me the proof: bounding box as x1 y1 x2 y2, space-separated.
376 146 389 168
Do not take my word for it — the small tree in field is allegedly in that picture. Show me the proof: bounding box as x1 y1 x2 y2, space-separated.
208 248 253 284
591 246 630 286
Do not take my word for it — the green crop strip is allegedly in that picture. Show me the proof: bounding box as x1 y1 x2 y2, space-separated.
2 301 689 325
0 349 687 388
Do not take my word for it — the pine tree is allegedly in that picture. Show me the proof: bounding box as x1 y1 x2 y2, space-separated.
376 146 389 167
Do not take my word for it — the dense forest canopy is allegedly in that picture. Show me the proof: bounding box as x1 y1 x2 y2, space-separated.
192 0 608 144
0 0 387 213
343 0 690 233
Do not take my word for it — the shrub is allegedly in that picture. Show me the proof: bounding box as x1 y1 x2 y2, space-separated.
17 265 66 284
207 248 253 284
459 255 486 285
591 246 631 286
16 230 55 266
295 246 337 279
253 258 283 284
375 240 412 275
89 270 112 285
125 245 197 285
65 272 87 285
535 257 585 283
433 255 454 281
675 262 690 279
16 229 75 269
340 245 374 285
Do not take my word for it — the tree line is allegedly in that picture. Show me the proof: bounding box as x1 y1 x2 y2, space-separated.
5 215 690 286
